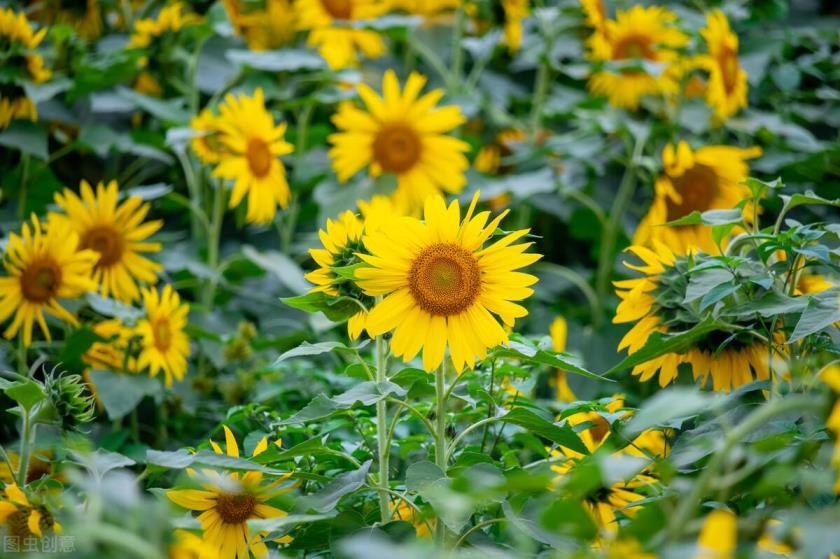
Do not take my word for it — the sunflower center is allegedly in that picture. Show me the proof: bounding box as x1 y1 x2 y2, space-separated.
373 123 422 174
408 243 481 316
152 318 172 352
613 35 655 60
665 164 720 220
215 493 257 524
8 509 32 540
81 225 124 267
20 259 62 303
322 0 353 19
246 138 273 178
718 47 739 93
585 485 614 505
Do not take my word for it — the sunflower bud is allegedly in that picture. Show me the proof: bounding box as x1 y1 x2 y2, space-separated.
41 372 95 432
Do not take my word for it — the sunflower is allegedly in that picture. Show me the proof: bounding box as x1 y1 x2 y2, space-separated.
550 396 666 534
224 0 296 51
355 192 541 372
550 316 576 401
190 107 227 165
329 71 470 213
699 10 748 122
128 2 203 49
633 141 762 254
473 128 526 176
391 498 434 537
0 450 60 486
820 364 840 493
294 0 387 70
614 243 777 391
212 88 294 225
0 484 62 543
0 8 52 129
50 180 163 303
502 0 529 53
136 285 191 387
586 5 689 110
166 426 294 559
695 509 736 559
170 529 221 559
390 0 460 18
0 215 97 347
83 318 139 374
580 0 607 31
28 0 104 40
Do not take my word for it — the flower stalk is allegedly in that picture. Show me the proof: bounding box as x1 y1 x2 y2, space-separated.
434 358 450 545
375 333 391 524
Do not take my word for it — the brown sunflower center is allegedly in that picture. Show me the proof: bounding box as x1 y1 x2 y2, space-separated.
81 225 124 267
613 35 655 60
152 318 172 352
215 493 257 524
373 123 421 174
718 47 739 93
408 243 481 316
246 138 273 178
665 164 720 221
322 0 353 19
20 259 62 303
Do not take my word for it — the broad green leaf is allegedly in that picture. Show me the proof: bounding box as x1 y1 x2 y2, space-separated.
301 460 371 513
242 245 309 295
665 208 743 227
780 191 840 212
330 381 406 407
271 340 366 367
0 121 48 160
281 292 364 322
742 177 783 199
789 291 840 342
117 86 189 124
405 460 446 490
492 337 610 382
86 370 160 419
5 380 45 411
502 408 587 454
684 268 733 304
726 291 809 318
226 48 326 71
626 388 721 435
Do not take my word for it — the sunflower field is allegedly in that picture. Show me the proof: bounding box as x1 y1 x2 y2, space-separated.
0 0 839 557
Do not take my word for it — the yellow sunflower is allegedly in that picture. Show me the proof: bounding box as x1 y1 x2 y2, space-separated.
580 0 607 31
820 364 840 493
170 529 221 559
633 141 762 254
391 498 434 537
586 5 689 110
550 396 666 534
190 107 227 165
128 2 203 49
166 426 293 559
329 71 470 213
0 484 62 543
136 285 191 387
28 0 104 40
0 450 60 486
213 88 294 225
550 316 576 401
0 215 97 347
502 0 529 53
695 509 736 559
83 318 139 374
390 0 460 18
355 192 541 372
699 10 748 121
224 0 296 51
294 0 387 70
50 180 163 303
614 243 777 391
0 8 52 129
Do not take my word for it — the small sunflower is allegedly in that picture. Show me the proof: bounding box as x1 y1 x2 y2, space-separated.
586 5 689 110
0 215 97 347
28 0 104 40
391 498 434 537
502 0 529 53
166 426 294 559
614 243 777 391
212 88 294 225
294 0 387 70
550 316 576 401
136 285 191 387
83 318 139 374
128 2 202 49
579 0 607 31
50 180 163 303
355 192 541 371
633 141 762 254
0 484 62 543
699 10 748 122
695 509 737 559
190 107 227 165
224 0 296 51
329 71 470 213
0 8 52 129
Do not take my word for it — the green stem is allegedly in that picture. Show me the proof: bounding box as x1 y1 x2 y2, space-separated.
203 181 225 310
16 412 32 486
448 6 466 94
18 154 30 220
454 517 507 548
17 335 27 377
447 416 503 462
528 57 551 142
434 359 450 546
175 150 205 246
594 135 646 307
375 334 391 524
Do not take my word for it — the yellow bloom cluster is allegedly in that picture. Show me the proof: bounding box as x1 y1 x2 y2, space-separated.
0 7 52 129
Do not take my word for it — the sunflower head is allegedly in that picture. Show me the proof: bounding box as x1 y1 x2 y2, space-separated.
136 285 191 387
227 0 296 51
28 0 104 40
128 2 202 49
294 0 387 69
0 484 61 541
700 10 747 121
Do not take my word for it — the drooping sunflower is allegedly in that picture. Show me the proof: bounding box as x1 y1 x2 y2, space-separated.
550 316 576 401
166 426 294 559
294 0 387 70
50 180 163 303
699 10 748 122
128 2 203 49
586 5 689 110
550 396 667 534
633 141 762 254
614 243 778 391
0 484 62 543
502 0 529 53
0 215 98 347
212 88 294 225
28 0 104 40
0 8 52 129
329 71 470 213
224 0 296 51
136 285 191 387
355 192 541 371
190 107 227 165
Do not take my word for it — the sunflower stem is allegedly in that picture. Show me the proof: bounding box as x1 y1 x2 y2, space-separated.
16 410 32 486
528 53 551 143
17 335 27 377
202 180 225 310
448 5 466 94
374 333 391 524
434 359 450 546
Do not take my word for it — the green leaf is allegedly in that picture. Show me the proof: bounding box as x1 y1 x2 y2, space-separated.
626 388 722 435
779 191 840 212
252 437 325 464
279 381 405 425
390 368 432 390
491 336 611 382
684 268 734 304
146 449 289 475
225 48 327 71
726 291 809 318
789 291 840 342
502 408 587 454
86 370 161 419
4 380 45 411
271 340 367 367
248 513 336 540
302 460 371 513
665 208 743 227
242 246 309 295
405 460 446 490
699 281 741 311
86 292 144 323
742 177 783 199
281 291 364 322
0 121 48 160
604 317 719 377
116 86 189 124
